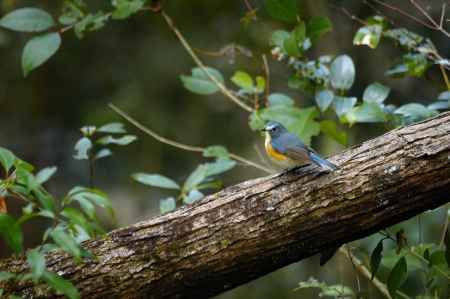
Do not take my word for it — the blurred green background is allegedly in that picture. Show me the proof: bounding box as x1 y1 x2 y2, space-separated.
0 0 449 298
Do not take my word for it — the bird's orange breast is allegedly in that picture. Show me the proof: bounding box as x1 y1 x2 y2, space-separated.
265 134 287 161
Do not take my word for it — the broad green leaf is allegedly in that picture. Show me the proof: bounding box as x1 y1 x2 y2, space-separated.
61 207 94 235
68 187 114 219
184 165 209 191
268 93 294 106
26 248 46 282
98 122 126 134
0 214 23 253
35 166 57 185
263 0 298 23
283 22 306 57
386 53 430 78
427 101 449 110
112 0 145 19
346 102 386 125
231 71 254 92
370 239 384 280
270 30 290 49
95 148 113 160
384 28 423 49
353 25 382 49
0 147 16 173
395 103 438 124
204 159 236 177
131 173 180 190
294 277 354 298
97 135 136 146
330 55 355 90
307 17 332 42
42 271 80 299
315 89 334 112
387 256 408 298
180 67 224 95
363 83 390 104
0 271 15 281
22 32 61 77
160 197 176 214
73 137 92 160
256 76 265 92
319 120 347 145
74 12 109 39
333 96 357 117
203 146 230 159
438 91 450 101
184 189 204 204
0 8 55 32
50 228 82 261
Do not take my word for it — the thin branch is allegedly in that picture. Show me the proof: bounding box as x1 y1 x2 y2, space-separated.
161 12 254 112
409 0 450 38
439 204 449 247
109 104 272 174
262 54 270 108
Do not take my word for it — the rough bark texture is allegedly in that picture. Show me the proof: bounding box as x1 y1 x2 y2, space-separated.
1 112 450 299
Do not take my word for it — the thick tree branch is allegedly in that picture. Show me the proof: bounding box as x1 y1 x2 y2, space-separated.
1 112 450 298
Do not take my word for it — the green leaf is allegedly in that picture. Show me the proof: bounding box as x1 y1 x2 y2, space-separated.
370 239 384 280
268 93 294 106
333 96 357 117
68 187 114 219
263 0 298 23
0 147 16 173
35 166 57 185
184 165 209 191
315 89 334 112
180 67 224 95
74 12 109 39
203 146 230 159
160 197 176 214
97 135 137 146
26 248 46 282
353 25 383 49
73 137 92 160
320 120 347 145
445 227 450 268
346 102 387 125
97 122 126 134
184 189 204 204
22 32 61 77
112 0 145 19
294 277 355 298
256 76 265 92
95 148 113 160
50 228 82 261
307 17 332 42
131 173 180 190
231 71 254 92
0 271 15 281
0 214 23 253
0 8 55 32
395 103 438 124
61 207 94 236
363 83 390 104
387 256 408 298
42 271 80 299
283 22 306 57
270 30 290 48
427 101 448 110
438 91 450 101
204 159 236 177
330 55 355 90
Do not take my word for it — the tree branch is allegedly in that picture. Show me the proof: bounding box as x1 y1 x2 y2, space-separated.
1 112 450 298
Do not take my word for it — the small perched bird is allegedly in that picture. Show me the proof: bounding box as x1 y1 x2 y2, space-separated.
262 121 338 171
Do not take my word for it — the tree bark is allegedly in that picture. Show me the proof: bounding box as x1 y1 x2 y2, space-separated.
2 112 450 299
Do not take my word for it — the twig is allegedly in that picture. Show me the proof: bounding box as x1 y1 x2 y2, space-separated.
409 0 450 38
109 104 272 174
343 246 361 295
262 54 270 108
161 12 254 112
338 247 411 299
439 204 449 247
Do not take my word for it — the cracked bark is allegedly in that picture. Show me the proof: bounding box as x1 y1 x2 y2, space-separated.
1 112 450 299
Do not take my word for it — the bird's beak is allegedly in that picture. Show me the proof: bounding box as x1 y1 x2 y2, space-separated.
261 128 267 132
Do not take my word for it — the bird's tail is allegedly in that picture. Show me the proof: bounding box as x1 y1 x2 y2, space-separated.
309 152 338 171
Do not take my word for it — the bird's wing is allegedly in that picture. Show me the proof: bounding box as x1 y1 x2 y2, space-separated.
273 133 312 163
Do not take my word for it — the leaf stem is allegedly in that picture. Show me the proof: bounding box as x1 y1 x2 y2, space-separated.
161 11 254 112
108 104 272 174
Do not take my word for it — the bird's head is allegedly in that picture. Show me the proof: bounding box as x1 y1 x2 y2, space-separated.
262 121 287 138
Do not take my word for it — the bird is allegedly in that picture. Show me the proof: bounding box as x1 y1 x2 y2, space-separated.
262 121 338 171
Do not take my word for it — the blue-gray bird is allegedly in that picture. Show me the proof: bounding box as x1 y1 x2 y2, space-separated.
262 121 338 171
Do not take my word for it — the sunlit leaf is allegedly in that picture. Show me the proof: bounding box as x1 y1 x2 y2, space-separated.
0 8 55 32
346 102 386 125
270 30 290 49
315 89 334 112
73 137 92 160
333 96 356 117
283 22 305 57
160 197 176 214
112 0 145 19
204 159 236 177
307 16 332 42
319 120 347 145
180 67 224 95
395 103 438 124
231 71 254 92
22 32 61 77
184 189 204 204
330 55 355 90
363 83 390 104
98 122 126 134
26 248 46 282
50 228 83 261
203 146 230 159
268 93 294 106
97 135 136 146
131 173 180 190
353 25 382 49
35 166 57 185
0 147 16 173
95 148 113 160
